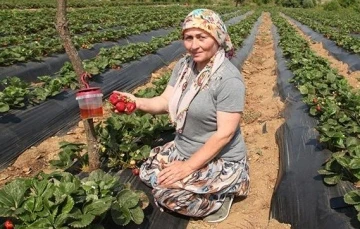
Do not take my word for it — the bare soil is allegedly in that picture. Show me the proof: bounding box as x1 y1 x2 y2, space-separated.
284 15 360 90
0 12 290 229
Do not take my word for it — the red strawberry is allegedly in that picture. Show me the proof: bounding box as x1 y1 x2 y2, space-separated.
115 101 126 112
125 102 136 114
316 105 321 112
132 168 140 176
109 93 120 105
4 220 14 229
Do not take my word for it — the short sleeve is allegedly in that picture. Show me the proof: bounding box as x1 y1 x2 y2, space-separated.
168 59 183 87
215 77 245 112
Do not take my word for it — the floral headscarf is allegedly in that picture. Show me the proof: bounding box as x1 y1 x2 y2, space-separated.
169 9 234 133
181 8 234 58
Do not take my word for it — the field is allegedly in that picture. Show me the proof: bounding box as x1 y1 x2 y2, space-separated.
0 1 360 228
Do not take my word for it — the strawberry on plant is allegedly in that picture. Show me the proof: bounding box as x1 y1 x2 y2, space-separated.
316 105 321 112
4 219 14 229
313 98 318 104
129 160 136 166
132 168 140 176
115 101 126 112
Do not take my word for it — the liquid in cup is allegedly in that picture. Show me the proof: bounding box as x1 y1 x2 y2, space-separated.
76 88 103 119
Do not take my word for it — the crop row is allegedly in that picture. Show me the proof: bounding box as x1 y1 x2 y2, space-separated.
0 7 190 66
272 12 360 221
284 8 360 34
0 0 164 9
283 9 360 54
0 6 240 37
0 10 260 114
0 6 244 66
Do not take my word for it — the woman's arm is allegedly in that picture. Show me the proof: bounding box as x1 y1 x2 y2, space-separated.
116 85 174 115
158 111 241 185
136 85 174 115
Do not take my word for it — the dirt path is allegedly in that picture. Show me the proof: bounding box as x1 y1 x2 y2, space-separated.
283 15 360 90
187 12 289 229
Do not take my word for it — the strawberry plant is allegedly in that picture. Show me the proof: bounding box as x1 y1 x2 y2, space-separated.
0 170 149 228
49 141 87 170
273 12 360 221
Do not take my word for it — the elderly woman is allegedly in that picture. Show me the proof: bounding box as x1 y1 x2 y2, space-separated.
117 9 249 222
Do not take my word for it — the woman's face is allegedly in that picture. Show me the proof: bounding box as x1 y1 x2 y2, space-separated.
183 28 219 69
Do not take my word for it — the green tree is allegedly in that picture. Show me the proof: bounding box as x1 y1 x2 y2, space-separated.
302 0 315 7
235 0 246 6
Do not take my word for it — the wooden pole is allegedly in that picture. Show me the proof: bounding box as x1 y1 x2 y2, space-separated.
56 0 100 171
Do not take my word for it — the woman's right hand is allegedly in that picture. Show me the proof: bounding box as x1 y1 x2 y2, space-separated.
111 91 139 114
113 91 137 102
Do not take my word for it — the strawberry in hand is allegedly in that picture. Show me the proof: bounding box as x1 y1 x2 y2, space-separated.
125 101 136 114
109 93 120 106
115 101 126 113
109 92 137 115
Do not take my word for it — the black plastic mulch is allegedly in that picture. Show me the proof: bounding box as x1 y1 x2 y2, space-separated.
270 24 360 229
284 15 360 72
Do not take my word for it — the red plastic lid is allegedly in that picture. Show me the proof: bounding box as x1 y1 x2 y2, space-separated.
76 87 102 97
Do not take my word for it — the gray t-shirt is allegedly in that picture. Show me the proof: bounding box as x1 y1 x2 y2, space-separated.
168 57 247 162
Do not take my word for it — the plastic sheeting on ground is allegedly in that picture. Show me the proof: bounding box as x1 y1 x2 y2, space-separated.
226 10 254 26
0 28 174 82
270 24 360 229
0 41 186 170
284 15 360 72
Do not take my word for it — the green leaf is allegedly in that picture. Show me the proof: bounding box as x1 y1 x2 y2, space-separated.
298 85 309 94
0 179 28 210
111 205 131 226
355 204 360 211
31 179 49 196
69 214 95 228
117 189 139 209
334 155 350 168
134 190 149 209
83 197 112 216
318 169 336 175
27 218 52 228
54 213 71 227
0 102 9 112
344 190 360 205
62 196 75 214
23 197 36 212
130 206 144 225
34 197 44 212
349 159 360 170
326 72 337 83
346 137 360 147
324 174 341 185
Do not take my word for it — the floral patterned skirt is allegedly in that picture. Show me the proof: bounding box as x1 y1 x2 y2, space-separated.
139 141 250 217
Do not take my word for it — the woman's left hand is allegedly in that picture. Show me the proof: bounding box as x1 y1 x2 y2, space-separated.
157 161 195 186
